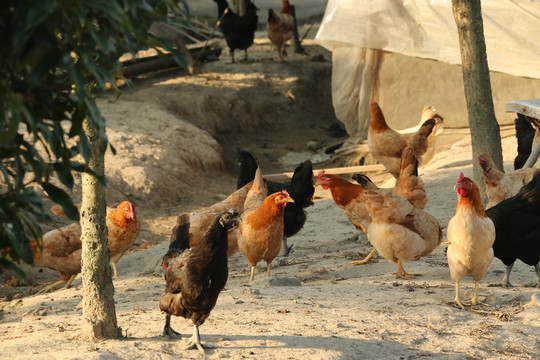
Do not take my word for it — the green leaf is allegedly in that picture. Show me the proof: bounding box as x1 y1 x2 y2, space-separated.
41 182 79 221
25 0 58 31
0 258 27 281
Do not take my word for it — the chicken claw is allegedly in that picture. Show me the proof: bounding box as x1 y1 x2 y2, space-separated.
393 260 420 279
162 315 181 339
185 325 213 354
351 248 377 265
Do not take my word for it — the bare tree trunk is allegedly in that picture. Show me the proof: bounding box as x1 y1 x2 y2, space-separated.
80 117 120 340
290 5 306 55
452 0 503 201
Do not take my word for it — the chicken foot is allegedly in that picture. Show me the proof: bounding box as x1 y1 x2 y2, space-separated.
185 324 213 354
351 248 377 265
393 260 419 279
453 281 465 310
35 274 77 295
278 235 293 257
162 314 181 338
453 281 489 309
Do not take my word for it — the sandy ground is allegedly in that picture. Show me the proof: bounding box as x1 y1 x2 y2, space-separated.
1 30 539 360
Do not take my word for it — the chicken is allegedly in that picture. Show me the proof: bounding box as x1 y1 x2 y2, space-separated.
236 149 314 256
30 223 82 294
368 101 437 178
267 0 294 62
352 173 441 278
168 181 253 258
51 201 141 278
159 209 241 353
106 201 141 278
486 172 540 287
237 190 294 282
477 153 538 209
316 147 428 265
398 106 444 167
214 0 258 63
513 114 540 169
447 173 495 309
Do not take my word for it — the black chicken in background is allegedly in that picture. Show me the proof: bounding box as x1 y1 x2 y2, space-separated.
236 149 314 256
214 0 258 63
513 113 537 170
485 172 540 287
159 209 241 353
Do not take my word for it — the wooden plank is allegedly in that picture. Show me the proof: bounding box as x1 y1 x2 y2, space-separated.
505 98 540 118
264 164 386 181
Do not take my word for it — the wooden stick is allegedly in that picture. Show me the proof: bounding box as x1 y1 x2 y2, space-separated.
264 164 386 181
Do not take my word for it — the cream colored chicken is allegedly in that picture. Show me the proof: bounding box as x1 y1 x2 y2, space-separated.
447 173 495 309
352 173 442 278
477 153 538 208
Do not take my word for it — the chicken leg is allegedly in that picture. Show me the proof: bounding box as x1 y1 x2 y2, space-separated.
267 262 272 277
394 259 416 279
36 274 77 295
351 248 378 265
162 314 181 338
453 280 465 310
111 262 119 279
501 263 514 287
185 324 213 354
278 235 292 257
249 266 256 282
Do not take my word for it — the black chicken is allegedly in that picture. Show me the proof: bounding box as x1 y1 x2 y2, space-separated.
214 0 258 63
159 209 241 353
514 113 537 170
236 149 314 256
485 172 540 287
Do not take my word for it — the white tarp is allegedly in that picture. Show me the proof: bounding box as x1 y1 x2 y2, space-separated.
316 0 540 80
315 0 540 141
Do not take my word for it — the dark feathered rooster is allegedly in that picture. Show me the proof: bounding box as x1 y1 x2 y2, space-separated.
236 149 314 256
159 209 241 353
214 0 258 63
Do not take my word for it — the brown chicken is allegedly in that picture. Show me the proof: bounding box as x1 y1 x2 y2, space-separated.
477 153 538 209
353 174 442 278
316 147 428 265
51 201 141 278
31 223 82 294
168 181 253 258
267 0 294 62
368 101 437 178
34 201 140 293
160 209 241 353
447 173 495 309
237 190 294 282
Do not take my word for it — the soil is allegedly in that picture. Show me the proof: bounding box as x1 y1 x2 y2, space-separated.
1 31 538 360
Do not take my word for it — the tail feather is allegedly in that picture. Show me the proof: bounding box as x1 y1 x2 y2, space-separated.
162 213 190 270
51 204 81 216
268 8 277 22
416 118 436 138
395 148 428 209
478 153 504 185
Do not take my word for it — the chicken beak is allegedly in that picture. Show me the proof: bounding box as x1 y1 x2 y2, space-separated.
287 198 295 203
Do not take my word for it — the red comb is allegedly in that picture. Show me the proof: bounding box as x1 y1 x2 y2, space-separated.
281 190 291 198
316 170 326 182
458 172 464 182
